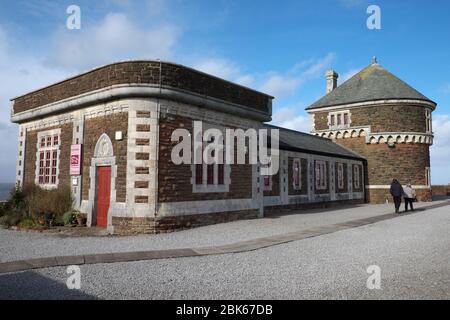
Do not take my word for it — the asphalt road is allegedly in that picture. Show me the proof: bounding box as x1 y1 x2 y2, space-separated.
0 205 449 299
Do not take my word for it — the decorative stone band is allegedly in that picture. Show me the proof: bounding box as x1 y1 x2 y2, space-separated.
11 83 271 124
313 126 434 145
306 98 436 113
366 185 431 189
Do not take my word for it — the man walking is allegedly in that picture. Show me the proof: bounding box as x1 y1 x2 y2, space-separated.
403 183 416 212
390 179 404 214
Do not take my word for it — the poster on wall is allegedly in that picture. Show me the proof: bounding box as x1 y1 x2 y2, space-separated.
70 144 82 176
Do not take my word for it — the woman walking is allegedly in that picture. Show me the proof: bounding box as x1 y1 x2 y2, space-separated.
403 184 416 212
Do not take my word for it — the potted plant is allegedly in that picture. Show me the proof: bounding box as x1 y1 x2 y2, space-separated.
76 212 87 226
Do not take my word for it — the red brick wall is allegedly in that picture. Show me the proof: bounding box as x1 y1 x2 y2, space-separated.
23 124 73 189
158 114 253 202
82 113 128 202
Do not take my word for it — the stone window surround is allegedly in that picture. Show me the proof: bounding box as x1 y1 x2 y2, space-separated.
262 174 272 191
353 164 361 189
191 122 231 193
425 167 431 187
337 162 345 190
425 109 432 134
34 128 61 189
315 160 328 190
292 158 302 190
86 133 117 234
328 110 351 130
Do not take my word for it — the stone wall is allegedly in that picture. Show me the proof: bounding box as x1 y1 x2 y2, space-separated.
337 137 430 186
112 209 260 235
312 104 428 133
368 188 432 203
158 113 253 202
82 112 129 202
23 123 73 189
12 61 271 115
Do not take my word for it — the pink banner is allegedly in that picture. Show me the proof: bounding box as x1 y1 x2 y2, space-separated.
70 144 82 176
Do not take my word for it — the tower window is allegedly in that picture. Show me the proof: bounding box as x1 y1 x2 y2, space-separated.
425 109 432 133
328 111 351 129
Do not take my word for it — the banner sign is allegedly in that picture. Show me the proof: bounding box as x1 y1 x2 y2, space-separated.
70 144 82 176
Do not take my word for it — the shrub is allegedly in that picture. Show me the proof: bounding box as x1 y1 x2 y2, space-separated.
23 184 73 220
18 217 37 229
0 211 23 227
63 210 76 225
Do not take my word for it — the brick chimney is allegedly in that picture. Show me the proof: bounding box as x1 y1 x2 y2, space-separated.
326 69 338 94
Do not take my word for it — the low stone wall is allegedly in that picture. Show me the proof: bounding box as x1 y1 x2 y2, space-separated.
432 185 450 196
264 199 365 215
112 209 260 235
368 188 432 204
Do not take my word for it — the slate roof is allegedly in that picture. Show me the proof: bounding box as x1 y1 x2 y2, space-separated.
264 124 365 160
306 61 436 110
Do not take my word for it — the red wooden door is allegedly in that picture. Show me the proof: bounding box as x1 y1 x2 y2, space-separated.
96 166 111 228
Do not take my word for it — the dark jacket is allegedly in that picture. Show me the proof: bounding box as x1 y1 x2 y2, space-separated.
390 181 404 197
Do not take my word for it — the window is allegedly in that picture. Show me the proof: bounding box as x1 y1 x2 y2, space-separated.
193 126 228 193
292 158 301 190
36 130 61 188
425 109 432 133
315 160 327 190
353 165 361 189
330 115 335 126
425 167 431 186
329 111 351 129
337 163 345 190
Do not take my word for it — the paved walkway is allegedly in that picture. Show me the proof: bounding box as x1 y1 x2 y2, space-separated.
1 199 449 274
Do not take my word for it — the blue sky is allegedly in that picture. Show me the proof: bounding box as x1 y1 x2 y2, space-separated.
0 0 449 183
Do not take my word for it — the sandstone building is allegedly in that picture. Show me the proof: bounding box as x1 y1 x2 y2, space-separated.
10 58 433 234
307 58 436 203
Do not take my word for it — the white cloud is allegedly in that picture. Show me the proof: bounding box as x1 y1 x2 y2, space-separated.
259 53 336 98
430 114 450 184
271 105 312 134
0 27 72 182
46 12 180 71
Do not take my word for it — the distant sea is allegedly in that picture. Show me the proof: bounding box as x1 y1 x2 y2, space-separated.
0 183 14 202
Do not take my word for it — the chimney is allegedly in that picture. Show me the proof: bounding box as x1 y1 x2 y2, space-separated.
326 69 338 94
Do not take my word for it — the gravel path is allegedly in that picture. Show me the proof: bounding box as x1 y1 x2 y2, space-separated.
0 201 447 263
0 203 449 299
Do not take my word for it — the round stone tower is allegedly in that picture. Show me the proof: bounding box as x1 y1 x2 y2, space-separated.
306 58 436 203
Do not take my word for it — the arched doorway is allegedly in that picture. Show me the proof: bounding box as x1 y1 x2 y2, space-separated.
87 133 117 233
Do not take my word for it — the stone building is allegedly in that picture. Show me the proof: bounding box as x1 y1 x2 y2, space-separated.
10 60 366 234
307 58 436 203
